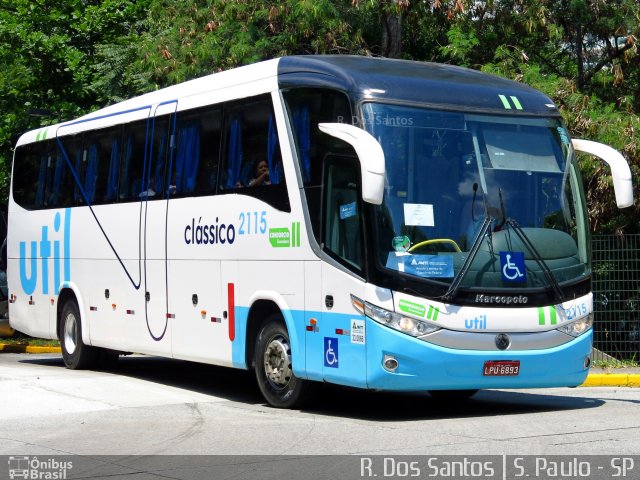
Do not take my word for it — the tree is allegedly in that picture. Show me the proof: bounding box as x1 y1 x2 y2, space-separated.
108 0 372 92
0 0 151 201
550 0 638 92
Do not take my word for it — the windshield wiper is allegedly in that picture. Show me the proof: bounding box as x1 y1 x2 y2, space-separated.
442 182 493 301
505 218 564 302
442 188 565 303
441 214 493 301
496 188 564 302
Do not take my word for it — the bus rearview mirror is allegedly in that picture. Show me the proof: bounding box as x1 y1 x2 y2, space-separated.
572 139 634 208
318 123 385 205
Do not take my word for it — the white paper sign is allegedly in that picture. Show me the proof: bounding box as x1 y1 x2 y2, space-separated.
404 203 435 227
351 319 365 344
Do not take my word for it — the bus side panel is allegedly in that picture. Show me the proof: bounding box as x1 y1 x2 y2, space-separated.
7 206 58 339
7 259 50 339
303 260 323 381
170 258 228 365
317 264 371 389
86 261 129 351
70 204 172 356
227 260 307 373
301 264 394 389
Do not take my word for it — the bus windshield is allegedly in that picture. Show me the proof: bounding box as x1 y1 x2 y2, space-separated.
363 103 590 291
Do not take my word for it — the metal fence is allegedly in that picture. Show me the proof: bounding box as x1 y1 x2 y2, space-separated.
592 234 640 361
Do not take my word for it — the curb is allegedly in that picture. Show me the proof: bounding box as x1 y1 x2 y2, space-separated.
0 343 61 354
581 374 640 388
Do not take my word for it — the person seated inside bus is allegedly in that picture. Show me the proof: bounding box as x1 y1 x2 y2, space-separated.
139 178 156 198
247 160 271 187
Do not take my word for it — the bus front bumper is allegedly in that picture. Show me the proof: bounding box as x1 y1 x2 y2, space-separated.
365 320 592 391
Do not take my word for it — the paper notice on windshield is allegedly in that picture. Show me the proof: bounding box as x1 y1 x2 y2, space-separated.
404 203 434 227
386 252 454 278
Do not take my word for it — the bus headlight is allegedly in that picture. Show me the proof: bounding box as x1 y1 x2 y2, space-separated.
351 295 439 337
557 313 594 337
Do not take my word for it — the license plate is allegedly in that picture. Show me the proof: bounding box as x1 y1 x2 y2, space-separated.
483 360 520 376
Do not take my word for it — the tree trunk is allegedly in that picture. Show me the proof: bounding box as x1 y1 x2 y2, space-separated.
576 24 585 91
381 1 402 58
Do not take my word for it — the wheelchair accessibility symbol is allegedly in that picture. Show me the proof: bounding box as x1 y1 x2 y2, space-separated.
324 337 339 368
500 251 526 283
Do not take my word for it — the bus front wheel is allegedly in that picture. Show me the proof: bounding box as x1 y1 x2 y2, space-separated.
254 315 310 408
60 300 97 370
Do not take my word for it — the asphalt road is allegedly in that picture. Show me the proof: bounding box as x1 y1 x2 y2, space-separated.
1 353 639 457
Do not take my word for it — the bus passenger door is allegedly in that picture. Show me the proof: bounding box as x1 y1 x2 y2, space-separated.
320 155 368 388
141 102 176 350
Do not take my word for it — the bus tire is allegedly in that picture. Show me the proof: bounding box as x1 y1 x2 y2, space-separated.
254 314 309 408
428 389 478 400
60 299 97 370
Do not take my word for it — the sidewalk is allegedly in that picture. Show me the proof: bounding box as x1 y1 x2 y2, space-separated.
1 342 639 387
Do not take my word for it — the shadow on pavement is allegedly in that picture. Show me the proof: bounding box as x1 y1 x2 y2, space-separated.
20 354 605 421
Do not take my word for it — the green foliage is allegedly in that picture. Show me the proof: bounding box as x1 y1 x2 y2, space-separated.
109 0 372 92
0 0 151 202
592 358 639 369
482 60 640 233
440 26 479 65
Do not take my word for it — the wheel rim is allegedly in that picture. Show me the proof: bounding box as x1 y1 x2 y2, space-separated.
263 335 292 388
63 312 78 355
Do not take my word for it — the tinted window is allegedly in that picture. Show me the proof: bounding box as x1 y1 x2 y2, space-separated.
55 133 86 206
13 143 49 210
167 106 222 198
13 96 290 211
323 155 364 272
119 120 149 202
283 88 352 243
84 127 121 205
221 95 289 211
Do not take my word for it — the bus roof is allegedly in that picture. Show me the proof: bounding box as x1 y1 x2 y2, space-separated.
17 58 280 147
19 55 560 147
278 55 560 116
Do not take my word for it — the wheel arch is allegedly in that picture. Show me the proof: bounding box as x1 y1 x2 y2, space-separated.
243 293 305 378
56 284 90 345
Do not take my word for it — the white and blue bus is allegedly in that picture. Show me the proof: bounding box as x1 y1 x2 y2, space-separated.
8 56 633 407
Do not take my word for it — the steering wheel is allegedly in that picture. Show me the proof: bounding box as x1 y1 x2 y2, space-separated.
408 238 462 253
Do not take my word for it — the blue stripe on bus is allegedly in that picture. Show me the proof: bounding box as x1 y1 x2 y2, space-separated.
232 306 591 391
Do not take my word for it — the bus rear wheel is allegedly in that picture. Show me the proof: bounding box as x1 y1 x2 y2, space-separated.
254 315 310 408
60 299 97 370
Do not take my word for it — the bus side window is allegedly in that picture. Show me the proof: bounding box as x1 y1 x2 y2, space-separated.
171 121 200 196
13 143 47 210
45 142 76 208
119 120 148 202
323 154 364 272
195 107 222 196
149 115 171 199
282 88 352 244
166 106 222 198
85 127 120 205
221 95 290 211
104 135 121 203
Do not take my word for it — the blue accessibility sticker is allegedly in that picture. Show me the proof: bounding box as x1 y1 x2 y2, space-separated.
500 251 526 283
339 202 357 220
324 337 339 368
